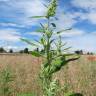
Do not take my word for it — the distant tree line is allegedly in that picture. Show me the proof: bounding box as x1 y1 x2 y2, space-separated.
0 47 14 53
74 50 94 55
0 47 94 55
0 47 40 54
75 50 83 55
19 48 29 54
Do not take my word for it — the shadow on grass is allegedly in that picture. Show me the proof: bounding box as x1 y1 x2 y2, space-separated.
69 93 83 96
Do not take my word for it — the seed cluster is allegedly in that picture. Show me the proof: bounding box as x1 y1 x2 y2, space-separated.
46 0 57 18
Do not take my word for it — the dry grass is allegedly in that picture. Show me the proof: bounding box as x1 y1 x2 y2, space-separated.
0 54 96 96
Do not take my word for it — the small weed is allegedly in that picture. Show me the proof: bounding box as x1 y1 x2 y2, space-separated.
0 67 15 96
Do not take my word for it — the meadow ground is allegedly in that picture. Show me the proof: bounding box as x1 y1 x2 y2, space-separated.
0 54 96 96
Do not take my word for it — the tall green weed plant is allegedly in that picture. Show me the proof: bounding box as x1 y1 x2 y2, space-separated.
21 0 79 96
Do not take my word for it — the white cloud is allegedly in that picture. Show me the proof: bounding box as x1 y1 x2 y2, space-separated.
5 0 47 26
6 0 46 16
27 32 42 37
62 31 96 53
72 0 96 10
55 13 77 30
0 23 17 27
20 0 46 17
0 22 25 28
26 29 96 52
4 46 18 51
0 28 21 41
91 31 96 35
71 0 96 24
27 28 84 38
73 11 96 24
87 11 96 24
4 45 33 52
59 28 84 37
0 0 96 52
0 0 9 1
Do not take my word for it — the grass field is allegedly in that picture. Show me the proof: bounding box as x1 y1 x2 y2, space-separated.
0 54 96 96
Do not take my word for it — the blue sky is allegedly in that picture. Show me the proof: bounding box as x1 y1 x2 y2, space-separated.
0 0 96 52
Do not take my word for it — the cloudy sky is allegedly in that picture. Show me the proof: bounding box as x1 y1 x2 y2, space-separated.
0 0 96 52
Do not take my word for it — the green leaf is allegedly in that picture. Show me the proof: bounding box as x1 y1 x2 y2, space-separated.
43 3 48 8
56 28 72 34
51 23 56 27
66 56 80 63
63 47 72 51
61 54 73 57
31 51 42 57
36 28 44 33
50 39 55 44
64 92 74 96
60 42 67 47
34 39 41 44
40 38 47 45
20 38 38 46
30 16 45 19
40 23 46 30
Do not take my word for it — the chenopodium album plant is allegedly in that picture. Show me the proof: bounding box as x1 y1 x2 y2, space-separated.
21 0 79 96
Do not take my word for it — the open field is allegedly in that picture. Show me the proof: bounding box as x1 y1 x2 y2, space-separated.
0 54 96 96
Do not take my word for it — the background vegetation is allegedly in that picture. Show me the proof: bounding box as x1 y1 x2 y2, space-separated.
0 54 96 96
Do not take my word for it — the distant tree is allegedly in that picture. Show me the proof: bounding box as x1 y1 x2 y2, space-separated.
87 52 93 55
90 52 93 55
36 48 39 52
75 50 83 55
34 48 39 52
80 50 83 54
19 50 24 53
87 52 90 55
24 48 29 53
9 49 13 53
0 47 6 53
